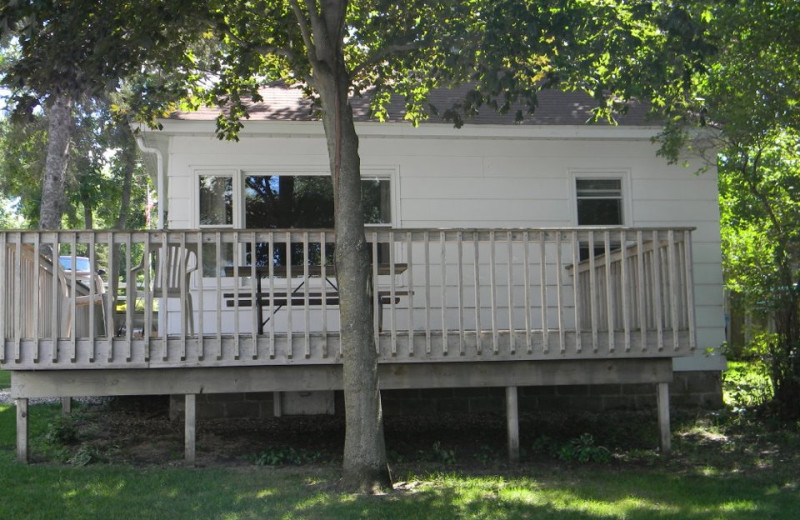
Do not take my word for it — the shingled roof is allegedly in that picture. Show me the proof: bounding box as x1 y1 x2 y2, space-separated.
170 84 657 126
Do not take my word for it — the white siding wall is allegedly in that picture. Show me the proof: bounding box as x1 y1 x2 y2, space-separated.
159 121 725 371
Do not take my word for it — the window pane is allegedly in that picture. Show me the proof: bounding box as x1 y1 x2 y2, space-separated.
576 178 623 225
199 176 233 226
577 199 623 225
576 178 621 197
202 242 234 277
361 178 391 224
245 175 335 228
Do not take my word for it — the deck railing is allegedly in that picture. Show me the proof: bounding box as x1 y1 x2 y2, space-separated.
0 228 695 369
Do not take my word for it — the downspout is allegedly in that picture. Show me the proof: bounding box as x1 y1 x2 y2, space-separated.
134 132 165 230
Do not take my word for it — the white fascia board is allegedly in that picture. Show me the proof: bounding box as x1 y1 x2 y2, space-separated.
149 119 666 141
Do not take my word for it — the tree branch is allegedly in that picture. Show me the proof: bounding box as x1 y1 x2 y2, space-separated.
352 41 425 76
289 0 316 63
199 16 297 62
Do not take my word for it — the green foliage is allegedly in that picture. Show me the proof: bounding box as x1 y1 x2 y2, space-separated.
532 433 612 464
430 440 457 465
719 129 800 419
0 370 10 389
67 444 107 467
723 360 773 413
557 434 612 464
252 446 326 466
44 415 82 445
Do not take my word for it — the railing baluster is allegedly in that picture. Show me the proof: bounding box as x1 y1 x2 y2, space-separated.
32 240 41 362
389 231 398 356
142 233 152 361
555 231 565 353
160 232 170 361
406 231 415 356
506 231 515 354
539 231 548 354
424 231 431 354
69 234 77 361
125 234 134 356
372 233 380 352
233 231 242 359
249 232 258 347
473 232 481 354
636 230 646 352
620 229 631 353
440 231 448 356
489 231 498 354
284 231 292 359
652 230 664 351
87 236 96 360
106 232 115 362
523 231 532 353
268 232 276 358
604 231 614 353
588 230 598 352
668 230 680 351
214 232 222 359
684 230 697 351
456 231 465 355
13 234 23 361
303 232 310 359
14 233 22 363
321 232 329 358
197 232 205 360
179 232 189 357
571 230 581 354
0 233 6 363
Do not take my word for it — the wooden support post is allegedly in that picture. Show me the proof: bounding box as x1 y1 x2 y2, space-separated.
185 394 196 465
657 382 671 454
16 398 29 463
273 391 282 417
61 397 72 415
505 386 520 463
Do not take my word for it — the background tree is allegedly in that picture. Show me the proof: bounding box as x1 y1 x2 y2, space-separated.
1 0 204 230
659 0 800 419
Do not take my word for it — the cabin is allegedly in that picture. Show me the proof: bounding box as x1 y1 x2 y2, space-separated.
1 87 725 463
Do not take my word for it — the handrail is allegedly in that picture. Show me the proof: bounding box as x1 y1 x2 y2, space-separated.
1 227 696 369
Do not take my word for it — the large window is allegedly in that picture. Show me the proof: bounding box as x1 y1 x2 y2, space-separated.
243 174 390 229
243 173 392 267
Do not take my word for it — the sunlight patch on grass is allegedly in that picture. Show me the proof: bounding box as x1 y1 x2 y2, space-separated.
255 489 277 499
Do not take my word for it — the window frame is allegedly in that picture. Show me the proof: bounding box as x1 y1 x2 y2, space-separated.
569 169 631 227
195 169 239 229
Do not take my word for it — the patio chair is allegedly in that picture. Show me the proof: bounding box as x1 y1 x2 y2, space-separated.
60 263 109 338
131 243 198 336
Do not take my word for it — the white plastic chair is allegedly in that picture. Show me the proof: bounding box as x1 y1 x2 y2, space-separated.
132 243 198 336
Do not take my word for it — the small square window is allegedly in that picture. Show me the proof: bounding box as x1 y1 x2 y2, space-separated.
576 178 623 226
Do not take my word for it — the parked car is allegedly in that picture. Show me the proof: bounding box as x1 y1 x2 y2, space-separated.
59 256 106 294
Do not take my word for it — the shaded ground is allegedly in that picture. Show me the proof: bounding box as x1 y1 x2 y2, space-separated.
24 393 800 480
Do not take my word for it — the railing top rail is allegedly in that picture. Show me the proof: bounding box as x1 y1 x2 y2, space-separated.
0 226 696 245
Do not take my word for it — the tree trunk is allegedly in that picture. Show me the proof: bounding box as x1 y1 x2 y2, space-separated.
110 121 138 306
309 4 391 492
113 121 137 231
39 93 73 230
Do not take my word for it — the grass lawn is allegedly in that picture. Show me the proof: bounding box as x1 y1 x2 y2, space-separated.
0 369 10 389
0 362 798 519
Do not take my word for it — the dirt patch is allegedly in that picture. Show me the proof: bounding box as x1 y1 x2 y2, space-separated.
43 398 664 470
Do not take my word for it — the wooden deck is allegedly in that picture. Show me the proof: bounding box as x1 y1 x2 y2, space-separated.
2 227 694 462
